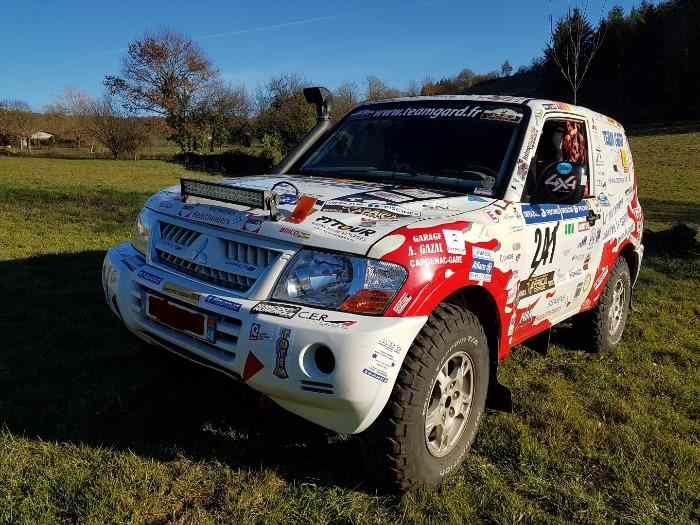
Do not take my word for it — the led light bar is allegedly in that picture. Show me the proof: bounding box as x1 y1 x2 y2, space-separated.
180 178 273 210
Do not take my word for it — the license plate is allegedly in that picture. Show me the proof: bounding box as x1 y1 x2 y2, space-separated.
147 294 206 337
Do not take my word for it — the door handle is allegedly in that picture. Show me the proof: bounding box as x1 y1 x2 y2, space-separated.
586 209 600 225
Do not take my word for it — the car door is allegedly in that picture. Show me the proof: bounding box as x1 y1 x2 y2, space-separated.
512 115 602 341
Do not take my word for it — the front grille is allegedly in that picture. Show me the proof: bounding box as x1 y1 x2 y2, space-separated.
160 223 201 247
155 220 283 294
157 249 256 291
227 240 280 268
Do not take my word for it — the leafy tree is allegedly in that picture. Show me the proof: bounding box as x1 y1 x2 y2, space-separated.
254 73 315 154
104 30 219 152
0 100 35 150
86 96 150 159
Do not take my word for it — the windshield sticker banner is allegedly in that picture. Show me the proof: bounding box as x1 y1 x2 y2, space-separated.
350 105 523 122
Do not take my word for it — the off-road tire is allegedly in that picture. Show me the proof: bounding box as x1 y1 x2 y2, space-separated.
363 303 489 491
574 257 631 353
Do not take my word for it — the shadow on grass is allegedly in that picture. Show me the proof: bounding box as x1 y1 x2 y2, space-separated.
641 198 700 226
0 251 369 491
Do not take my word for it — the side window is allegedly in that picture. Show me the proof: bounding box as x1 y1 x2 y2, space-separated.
524 119 590 201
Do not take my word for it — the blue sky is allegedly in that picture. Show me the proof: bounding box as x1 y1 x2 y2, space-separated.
1 0 647 110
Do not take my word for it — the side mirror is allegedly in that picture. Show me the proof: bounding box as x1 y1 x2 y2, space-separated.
536 161 586 204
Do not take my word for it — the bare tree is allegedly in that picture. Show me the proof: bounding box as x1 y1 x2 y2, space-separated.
44 88 94 150
104 29 219 151
87 96 150 159
547 4 607 105
501 60 513 77
366 76 401 101
333 81 360 119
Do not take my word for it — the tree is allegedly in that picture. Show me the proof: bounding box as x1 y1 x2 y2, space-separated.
86 96 150 160
366 76 401 101
0 100 35 150
44 88 93 150
196 82 250 151
547 5 607 104
254 73 315 154
333 81 360 119
501 60 513 77
104 30 219 151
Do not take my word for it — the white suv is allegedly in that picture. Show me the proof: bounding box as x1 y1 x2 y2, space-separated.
102 90 644 489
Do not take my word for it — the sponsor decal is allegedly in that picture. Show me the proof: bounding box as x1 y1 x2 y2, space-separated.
251 302 301 319
443 229 466 255
362 368 388 383
578 220 591 232
178 205 241 228
313 216 376 239
469 247 494 282
410 255 463 268
564 223 575 235
351 105 487 120
517 271 555 300
278 226 311 240
273 328 292 379
393 292 412 314
243 351 264 382
204 295 241 312
530 224 559 274
377 338 402 355
559 202 589 220
249 322 273 341
480 107 523 123
163 282 201 306
158 201 174 210
393 188 443 199
137 270 162 285
522 203 562 224
322 201 409 220
594 266 609 290
297 310 357 329
602 130 624 147
619 148 629 173
366 190 413 203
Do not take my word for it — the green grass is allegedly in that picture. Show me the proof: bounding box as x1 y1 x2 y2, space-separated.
0 135 698 524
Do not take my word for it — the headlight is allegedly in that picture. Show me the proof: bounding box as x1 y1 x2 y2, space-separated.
271 249 407 315
132 210 152 255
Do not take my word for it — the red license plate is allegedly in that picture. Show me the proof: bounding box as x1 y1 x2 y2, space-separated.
147 294 206 337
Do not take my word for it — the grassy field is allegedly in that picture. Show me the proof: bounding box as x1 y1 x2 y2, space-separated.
0 133 698 524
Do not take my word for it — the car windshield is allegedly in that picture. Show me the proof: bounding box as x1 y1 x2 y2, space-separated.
298 101 527 197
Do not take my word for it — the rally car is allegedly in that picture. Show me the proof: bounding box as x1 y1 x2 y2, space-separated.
102 88 644 489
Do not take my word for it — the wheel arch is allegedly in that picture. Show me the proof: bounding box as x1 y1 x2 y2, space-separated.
618 240 641 286
440 285 512 412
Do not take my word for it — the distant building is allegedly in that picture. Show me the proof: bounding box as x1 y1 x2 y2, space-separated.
31 131 55 142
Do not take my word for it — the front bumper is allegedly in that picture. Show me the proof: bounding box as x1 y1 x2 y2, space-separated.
102 242 427 434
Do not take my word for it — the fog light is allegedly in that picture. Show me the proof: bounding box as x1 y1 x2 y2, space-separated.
314 345 335 374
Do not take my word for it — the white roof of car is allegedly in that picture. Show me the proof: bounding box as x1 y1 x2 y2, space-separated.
361 94 623 128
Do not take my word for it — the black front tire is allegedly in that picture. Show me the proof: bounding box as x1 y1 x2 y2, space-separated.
364 303 490 491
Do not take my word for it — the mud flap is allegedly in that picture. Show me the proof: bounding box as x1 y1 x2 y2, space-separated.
522 326 551 355
486 378 513 413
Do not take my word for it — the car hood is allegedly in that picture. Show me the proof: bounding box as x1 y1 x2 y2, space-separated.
145 174 497 255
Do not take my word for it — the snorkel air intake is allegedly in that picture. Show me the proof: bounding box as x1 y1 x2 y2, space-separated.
272 86 332 174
